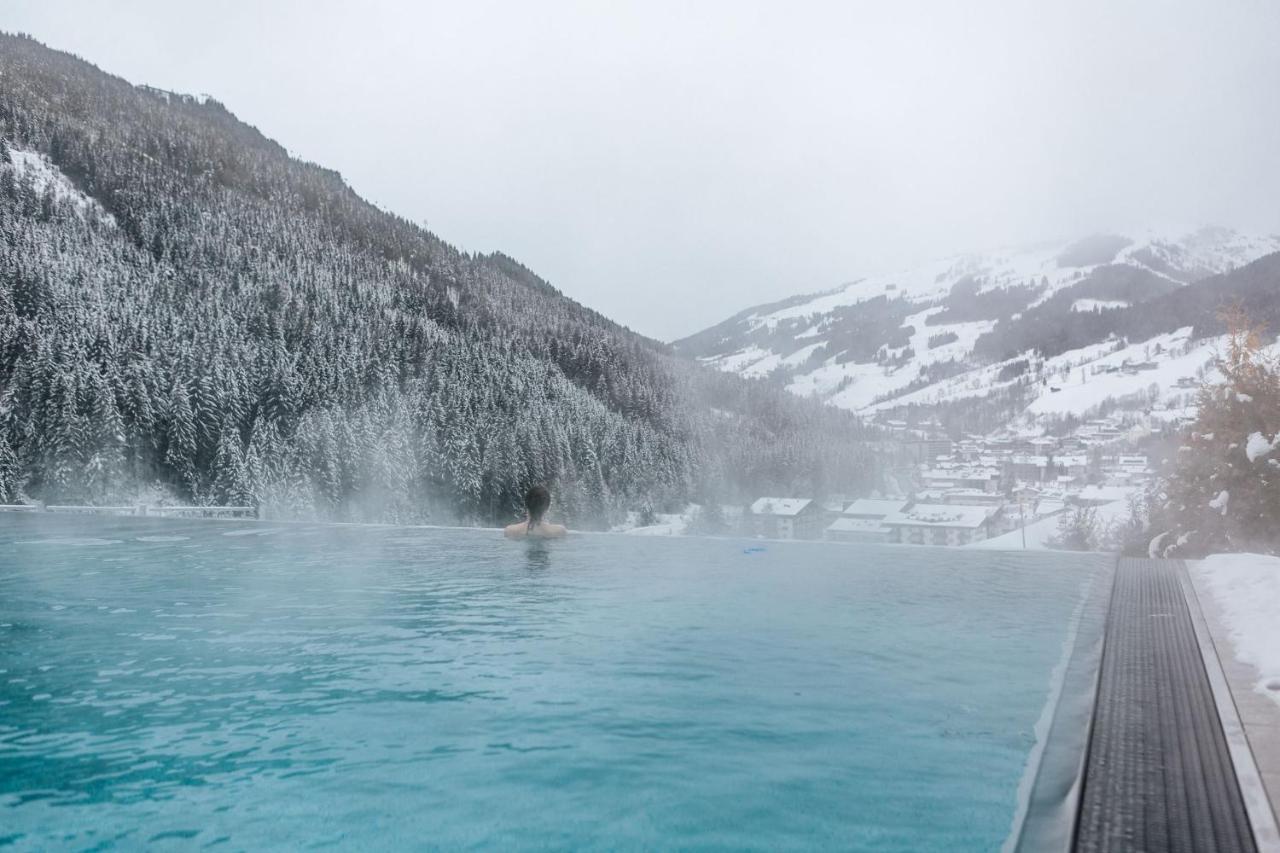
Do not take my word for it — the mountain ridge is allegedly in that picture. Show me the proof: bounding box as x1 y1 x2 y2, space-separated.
0 32 879 524
676 228 1280 434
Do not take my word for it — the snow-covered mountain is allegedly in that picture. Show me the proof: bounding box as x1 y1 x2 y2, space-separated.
675 227 1280 431
0 33 884 522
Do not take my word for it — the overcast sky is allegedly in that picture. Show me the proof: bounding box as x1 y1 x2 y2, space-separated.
7 1 1280 340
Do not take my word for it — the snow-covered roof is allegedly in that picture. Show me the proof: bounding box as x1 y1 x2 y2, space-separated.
842 499 908 518
1034 499 1067 517
750 497 813 517
883 504 998 529
826 517 891 534
1077 485 1134 504
1009 454 1051 466
922 467 999 481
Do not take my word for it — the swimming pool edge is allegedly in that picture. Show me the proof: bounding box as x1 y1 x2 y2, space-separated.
1006 555 1115 853
1180 562 1280 852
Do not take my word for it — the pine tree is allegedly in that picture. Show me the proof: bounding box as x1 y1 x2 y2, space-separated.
211 423 250 506
164 380 198 495
0 430 20 502
0 33 884 525
83 372 126 501
1157 307 1280 556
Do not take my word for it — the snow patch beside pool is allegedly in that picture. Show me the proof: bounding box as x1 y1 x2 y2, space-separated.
1193 553 1280 707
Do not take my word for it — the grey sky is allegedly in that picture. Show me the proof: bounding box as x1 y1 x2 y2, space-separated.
6 1 1280 340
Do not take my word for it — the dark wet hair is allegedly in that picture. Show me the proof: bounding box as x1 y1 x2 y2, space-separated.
525 485 551 527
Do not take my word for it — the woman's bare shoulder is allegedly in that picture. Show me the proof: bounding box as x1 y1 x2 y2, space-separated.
503 523 527 539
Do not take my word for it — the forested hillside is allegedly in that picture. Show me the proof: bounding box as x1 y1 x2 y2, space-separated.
0 33 879 526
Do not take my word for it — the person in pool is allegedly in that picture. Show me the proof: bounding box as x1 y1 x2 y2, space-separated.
504 485 568 539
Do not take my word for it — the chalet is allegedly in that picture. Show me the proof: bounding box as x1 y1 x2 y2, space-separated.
825 517 893 544
1056 455 1089 477
1007 454 1053 482
749 497 823 540
903 437 955 464
939 489 1005 506
921 467 1001 493
1058 436 1087 453
882 504 1000 546
823 498 910 543
1033 498 1067 518
842 498 909 520
819 499 849 527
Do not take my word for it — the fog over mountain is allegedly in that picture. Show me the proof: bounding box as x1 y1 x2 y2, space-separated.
678 227 1280 435
0 34 880 525
5 0 1280 339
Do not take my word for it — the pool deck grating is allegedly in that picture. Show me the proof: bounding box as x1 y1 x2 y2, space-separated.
1073 557 1257 853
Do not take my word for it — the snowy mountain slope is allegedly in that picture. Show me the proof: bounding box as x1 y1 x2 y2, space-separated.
868 326 1217 419
676 228 1280 430
0 33 883 523
7 147 116 223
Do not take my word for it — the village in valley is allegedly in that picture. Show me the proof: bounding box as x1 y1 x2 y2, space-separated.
619 408 1163 551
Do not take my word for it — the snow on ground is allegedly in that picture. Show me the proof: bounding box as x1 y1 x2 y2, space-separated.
1024 328 1217 418
1193 554 1280 708
786 308 998 411
861 358 1009 413
739 239 1104 334
707 345 780 378
855 328 1210 418
1071 299 1129 312
6 148 114 224
612 505 698 536
1121 225 1280 281
701 228 1280 432
781 342 824 368
969 499 1131 550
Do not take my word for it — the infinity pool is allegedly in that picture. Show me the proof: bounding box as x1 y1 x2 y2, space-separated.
0 515 1109 850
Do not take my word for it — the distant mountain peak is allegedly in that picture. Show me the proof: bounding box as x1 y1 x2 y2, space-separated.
676 227 1280 433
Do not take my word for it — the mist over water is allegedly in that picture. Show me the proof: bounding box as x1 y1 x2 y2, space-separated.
0 4 1277 851
0 514 1109 850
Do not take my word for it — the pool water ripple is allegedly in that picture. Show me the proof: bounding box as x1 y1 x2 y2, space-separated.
0 515 1109 851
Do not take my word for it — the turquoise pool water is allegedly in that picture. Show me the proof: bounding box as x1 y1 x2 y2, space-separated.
0 515 1110 850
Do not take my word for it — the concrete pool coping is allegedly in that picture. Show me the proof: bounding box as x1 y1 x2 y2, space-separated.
1184 562 1280 851
1010 561 1113 853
